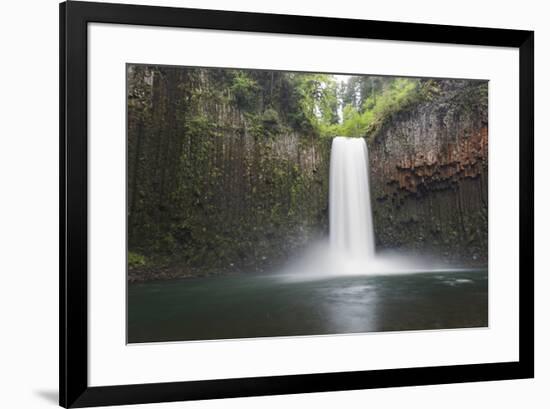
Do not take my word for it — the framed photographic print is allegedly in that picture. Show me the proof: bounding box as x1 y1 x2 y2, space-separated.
60 1 534 407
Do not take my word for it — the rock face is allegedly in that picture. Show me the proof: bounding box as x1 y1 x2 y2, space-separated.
368 80 488 266
127 65 330 278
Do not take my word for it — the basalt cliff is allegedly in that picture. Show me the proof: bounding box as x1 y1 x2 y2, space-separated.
368 80 488 266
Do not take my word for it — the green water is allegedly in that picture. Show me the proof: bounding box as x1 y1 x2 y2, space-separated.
127 270 488 343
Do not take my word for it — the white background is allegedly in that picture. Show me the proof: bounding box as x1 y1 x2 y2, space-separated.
0 0 545 408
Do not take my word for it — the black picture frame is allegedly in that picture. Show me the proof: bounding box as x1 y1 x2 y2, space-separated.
60 1 534 407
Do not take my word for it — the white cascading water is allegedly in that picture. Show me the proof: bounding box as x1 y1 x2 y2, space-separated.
280 136 437 280
329 137 375 259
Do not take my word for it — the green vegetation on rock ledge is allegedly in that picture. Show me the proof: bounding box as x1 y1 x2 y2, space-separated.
320 77 437 141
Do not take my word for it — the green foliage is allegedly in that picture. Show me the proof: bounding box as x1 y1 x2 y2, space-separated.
184 113 214 136
277 76 434 141
319 78 431 140
230 71 260 110
293 74 339 133
128 251 147 268
261 108 282 135
452 81 488 115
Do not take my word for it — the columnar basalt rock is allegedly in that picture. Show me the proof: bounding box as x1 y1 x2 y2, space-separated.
127 66 331 280
368 80 488 266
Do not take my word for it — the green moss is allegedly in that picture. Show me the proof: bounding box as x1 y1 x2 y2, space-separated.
128 251 147 268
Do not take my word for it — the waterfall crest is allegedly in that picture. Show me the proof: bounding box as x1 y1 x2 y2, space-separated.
329 137 375 258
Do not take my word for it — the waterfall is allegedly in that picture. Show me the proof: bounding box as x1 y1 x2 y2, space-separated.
280 135 433 280
329 137 375 258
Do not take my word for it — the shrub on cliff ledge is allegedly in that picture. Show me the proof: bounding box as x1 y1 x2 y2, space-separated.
128 251 147 269
261 108 282 135
331 78 433 141
230 71 260 110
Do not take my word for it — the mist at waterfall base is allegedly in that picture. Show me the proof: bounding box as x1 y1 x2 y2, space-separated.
278 136 454 281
